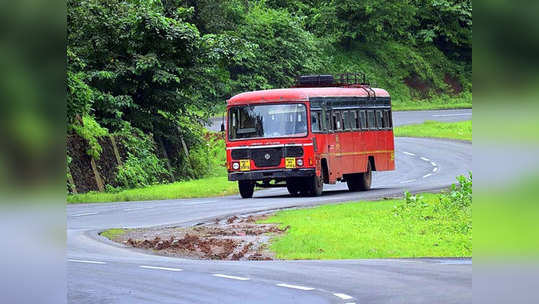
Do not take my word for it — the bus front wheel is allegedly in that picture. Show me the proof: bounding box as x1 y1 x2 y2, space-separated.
238 181 255 198
286 178 302 197
347 163 372 191
308 175 324 197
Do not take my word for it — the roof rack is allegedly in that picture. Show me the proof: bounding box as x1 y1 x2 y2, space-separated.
294 73 376 99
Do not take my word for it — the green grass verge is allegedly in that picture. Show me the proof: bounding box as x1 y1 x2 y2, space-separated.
100 228 127 240
394 120 472 141
392 93 472 111
259 193 471 259
392 101 472 111
67 176 238 204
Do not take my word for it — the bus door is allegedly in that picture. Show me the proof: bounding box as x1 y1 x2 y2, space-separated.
328 110 343 181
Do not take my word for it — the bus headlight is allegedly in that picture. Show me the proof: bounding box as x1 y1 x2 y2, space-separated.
296 159 304 166
232 162 240 170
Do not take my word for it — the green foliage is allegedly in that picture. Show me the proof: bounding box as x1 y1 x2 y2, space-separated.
71 115 109 159
180 133 226 179
67 0 230 134
396 173 472 234
114 122 171 188
115 153 171 189
227 3 322 91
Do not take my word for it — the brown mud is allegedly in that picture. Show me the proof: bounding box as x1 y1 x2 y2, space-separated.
104 214 286 261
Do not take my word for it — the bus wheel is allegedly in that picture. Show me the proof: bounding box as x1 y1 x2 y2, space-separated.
286 179 301 197
347 163 372 191
308 175 324 197
238 181 255 198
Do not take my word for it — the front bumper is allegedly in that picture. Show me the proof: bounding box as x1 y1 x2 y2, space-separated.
228 168 315 181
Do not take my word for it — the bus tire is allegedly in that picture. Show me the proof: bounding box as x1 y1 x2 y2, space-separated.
347 163 372 191
308 175 324 197
287 178 303 197
238 181 255 198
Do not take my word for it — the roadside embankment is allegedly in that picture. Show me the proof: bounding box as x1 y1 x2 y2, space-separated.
394 120 472 141
102 174 471 260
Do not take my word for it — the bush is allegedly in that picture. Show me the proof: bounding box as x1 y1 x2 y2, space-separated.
175 131 226 180
115 153 171 189
114 122 172 189
395 173 472 234
71 115 109 159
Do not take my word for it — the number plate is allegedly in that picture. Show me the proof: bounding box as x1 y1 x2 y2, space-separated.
285 157 296 169
240 159 250 171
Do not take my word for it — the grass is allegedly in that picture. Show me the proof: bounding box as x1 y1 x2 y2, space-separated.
259 193 471 259
100 228 127 240
394 120 472 141
67 176 238 204
393 101 472 111
392 93 472 111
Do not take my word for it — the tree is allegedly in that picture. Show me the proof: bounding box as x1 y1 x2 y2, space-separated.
67 0 231 140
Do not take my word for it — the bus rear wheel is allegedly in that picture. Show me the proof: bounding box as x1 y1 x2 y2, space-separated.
238 181 255 198
347 163 372 191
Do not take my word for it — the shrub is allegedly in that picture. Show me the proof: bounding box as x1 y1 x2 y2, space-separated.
115 153 171 189
71 115 109 159
395 172 472 231
114 122 172 188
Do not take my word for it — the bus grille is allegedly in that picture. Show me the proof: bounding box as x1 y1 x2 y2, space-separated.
231 149 249 160
284 146 304 157
251 148 282 167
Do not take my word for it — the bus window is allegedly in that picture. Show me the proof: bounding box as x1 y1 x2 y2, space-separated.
376 110 383 130
384 110 393 129
311 111 321 133
352 111 359 130
325 111 332 132
383 110 389 129
359 110 367 130
367 110 375 130
333 112 343 131
343 111 351 130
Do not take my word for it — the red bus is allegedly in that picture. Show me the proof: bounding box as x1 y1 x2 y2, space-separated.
225 74 395 198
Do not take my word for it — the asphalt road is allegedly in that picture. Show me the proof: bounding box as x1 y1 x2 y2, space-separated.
68 109 472 304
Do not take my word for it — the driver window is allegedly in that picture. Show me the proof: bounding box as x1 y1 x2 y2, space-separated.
311 111 321 133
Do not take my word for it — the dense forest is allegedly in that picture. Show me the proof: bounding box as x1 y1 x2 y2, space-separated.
67 0 472 193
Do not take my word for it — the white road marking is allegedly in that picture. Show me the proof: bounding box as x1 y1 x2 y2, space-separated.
403 151 415 156
184 200 218 206
334 293 354 300
420 157 430 162
423 173 433 178
400 179 416 184
276 283 315 291
433 167 438 173
124 206 154 211
139 265 183 272
430 161 437 166
71 212 98 217
213 274 250 281
68 259 106 264
432 113 472 117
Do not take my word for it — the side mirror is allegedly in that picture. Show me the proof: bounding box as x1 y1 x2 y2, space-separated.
220 123 225 132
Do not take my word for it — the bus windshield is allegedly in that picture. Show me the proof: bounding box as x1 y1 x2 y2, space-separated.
228 104 307 140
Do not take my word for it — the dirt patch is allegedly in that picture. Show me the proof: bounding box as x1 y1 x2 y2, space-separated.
404 74 434 99
443 74 463 94
105 214 285 260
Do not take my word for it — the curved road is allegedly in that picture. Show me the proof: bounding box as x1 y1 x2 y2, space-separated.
68 109 472 304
